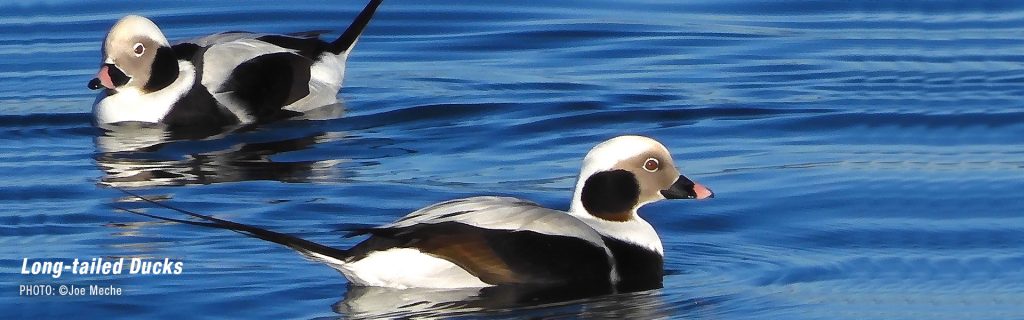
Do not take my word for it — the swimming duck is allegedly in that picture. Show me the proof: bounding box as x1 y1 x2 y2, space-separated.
116 135 714 291
90 0 382 127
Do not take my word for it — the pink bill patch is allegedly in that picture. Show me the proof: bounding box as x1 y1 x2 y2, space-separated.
96 65 115 89
693 182 714 199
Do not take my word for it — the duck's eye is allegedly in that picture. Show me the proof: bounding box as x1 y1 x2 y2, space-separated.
133 43 145 56
643 158 659 172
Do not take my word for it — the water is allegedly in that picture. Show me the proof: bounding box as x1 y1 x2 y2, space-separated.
3 0 1023 318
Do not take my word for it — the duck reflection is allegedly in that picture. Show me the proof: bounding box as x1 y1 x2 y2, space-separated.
93 102 345 153
334 285 672 319
94 108 349 187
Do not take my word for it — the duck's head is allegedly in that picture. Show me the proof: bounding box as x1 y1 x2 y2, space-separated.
570 135 713 222
89 15 178 93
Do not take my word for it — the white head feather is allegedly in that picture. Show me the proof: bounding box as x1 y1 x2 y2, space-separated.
567 135 675 254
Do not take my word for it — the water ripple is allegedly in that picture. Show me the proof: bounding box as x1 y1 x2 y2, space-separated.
2 0 1023 318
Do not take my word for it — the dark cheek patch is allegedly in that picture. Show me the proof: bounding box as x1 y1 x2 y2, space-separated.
107 64 130 87
143 46 180 92
581 169 640 221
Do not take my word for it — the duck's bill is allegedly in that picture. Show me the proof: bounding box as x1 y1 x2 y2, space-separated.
88 64 118 90
661 175 714 200
88 78 103 90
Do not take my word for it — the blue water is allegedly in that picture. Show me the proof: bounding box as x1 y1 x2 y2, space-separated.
3 0 1023 318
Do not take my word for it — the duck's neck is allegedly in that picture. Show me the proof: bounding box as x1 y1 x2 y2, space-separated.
567 206 664 255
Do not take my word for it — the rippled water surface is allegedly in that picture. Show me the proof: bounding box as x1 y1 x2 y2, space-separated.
3 0 1023 318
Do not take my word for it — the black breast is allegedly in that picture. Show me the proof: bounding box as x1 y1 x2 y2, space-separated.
602 236 664 292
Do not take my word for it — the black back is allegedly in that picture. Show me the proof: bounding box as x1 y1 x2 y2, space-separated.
348 221 615 290
216 52 310 122
171 42 203 60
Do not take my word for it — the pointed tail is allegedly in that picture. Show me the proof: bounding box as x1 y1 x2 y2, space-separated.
112 188 350 265
330 0 384 55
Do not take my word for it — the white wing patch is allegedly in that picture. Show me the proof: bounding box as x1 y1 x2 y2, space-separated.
381 196 608 248
183 32 263 47
200 39 292 92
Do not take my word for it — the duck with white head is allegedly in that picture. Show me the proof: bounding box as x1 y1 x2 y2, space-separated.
115 135 713 293
90 0 383 128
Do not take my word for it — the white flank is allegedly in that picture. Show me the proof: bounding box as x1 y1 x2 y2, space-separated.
283 52 346 113
337 248 491 289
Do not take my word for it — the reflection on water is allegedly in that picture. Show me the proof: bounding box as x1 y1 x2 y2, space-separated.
93 103 346 152
96 132 347 187
5 0 1024 318
93 104 349 187
334 285 674 319
94 121 233 153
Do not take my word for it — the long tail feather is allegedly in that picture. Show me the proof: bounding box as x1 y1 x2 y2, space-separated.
331 0 384 55
113 188 350 263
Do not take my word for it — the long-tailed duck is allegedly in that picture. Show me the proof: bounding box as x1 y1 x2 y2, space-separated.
90 0 382 127
115 135 714 292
